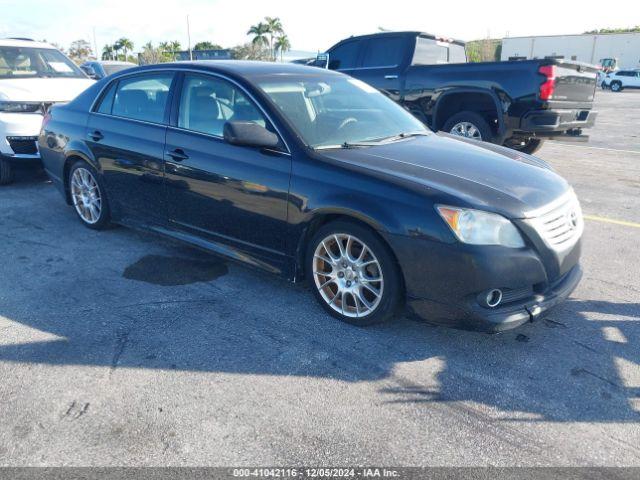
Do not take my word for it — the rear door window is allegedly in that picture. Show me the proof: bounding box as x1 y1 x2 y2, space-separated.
362 37 405 68
328 40 361 70
111 73 173 124
177 73 266 137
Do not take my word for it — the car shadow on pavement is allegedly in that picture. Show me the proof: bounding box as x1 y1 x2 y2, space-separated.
0 263 638 424
0 172 639 424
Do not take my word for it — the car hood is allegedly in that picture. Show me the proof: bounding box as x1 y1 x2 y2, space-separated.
318 133 569 218
0 78 95 102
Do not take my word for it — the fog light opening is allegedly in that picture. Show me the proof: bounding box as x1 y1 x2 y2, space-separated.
486 289 503 308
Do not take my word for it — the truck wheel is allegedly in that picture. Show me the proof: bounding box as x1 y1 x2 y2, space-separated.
508 138 544 155
0 158 14 185
442 111 494 143
610 81 623 92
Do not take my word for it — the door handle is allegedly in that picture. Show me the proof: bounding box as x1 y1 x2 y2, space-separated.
87 130 103 141
166 148 189 162
384 74 398 80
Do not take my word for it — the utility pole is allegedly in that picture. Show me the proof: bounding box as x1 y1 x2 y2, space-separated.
187 15 193 61
92 27 98 60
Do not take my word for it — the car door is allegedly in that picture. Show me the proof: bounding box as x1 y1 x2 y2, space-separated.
327 39 364 78
351 36 408 102
163 72 292 268
86 72 175 224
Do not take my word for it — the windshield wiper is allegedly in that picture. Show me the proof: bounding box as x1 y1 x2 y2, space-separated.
367 131 430 143
313 131 430 151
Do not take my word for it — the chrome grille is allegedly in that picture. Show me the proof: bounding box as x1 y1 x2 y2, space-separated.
527 192 583 252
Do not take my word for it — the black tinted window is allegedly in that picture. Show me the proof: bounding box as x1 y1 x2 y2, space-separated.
112 74 173 123
362 37 404 68
616 71 632 77
328 41 360 70
178 74 266 137
96 82 117 114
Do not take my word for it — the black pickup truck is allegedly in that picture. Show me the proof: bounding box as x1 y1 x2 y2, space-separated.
318 31 598 153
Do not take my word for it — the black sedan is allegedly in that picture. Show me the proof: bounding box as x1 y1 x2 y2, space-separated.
38 61 584 332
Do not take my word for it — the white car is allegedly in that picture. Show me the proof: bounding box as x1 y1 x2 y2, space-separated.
0 38 94 184
603 69 640 92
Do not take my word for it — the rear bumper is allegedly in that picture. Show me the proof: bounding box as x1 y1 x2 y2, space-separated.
519 109 597 135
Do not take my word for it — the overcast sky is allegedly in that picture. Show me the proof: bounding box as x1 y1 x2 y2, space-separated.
1 0 637 54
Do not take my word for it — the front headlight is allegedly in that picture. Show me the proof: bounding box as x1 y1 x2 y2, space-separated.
0 101 41 113
436 205 525 248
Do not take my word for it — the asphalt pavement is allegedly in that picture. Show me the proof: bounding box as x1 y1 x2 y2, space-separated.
0 89 638 466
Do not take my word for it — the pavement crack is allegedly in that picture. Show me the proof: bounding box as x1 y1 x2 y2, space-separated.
62 401 90 420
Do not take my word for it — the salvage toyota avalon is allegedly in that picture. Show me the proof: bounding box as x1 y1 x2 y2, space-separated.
38 61 583 332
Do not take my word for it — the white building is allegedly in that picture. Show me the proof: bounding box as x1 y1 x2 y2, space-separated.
501 32 640 69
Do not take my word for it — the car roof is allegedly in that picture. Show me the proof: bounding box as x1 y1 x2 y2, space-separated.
97 61 137 66
127 60 343 79
330 31 466 47
0 38 56 49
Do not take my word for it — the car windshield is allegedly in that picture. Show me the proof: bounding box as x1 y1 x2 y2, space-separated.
0 46 85 79
103 64 133 75
256 74 428 149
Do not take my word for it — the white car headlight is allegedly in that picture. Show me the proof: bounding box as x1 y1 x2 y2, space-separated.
436 205 525 248
0 101 41 113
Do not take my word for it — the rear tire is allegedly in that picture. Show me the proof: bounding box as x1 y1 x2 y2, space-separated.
0 157 14 185
610 81 623 92
306 220 402 326
68 160 111 230
442 111 494 143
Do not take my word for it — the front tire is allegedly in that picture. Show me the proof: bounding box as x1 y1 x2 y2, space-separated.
0 157 14 185
610 81 623 92
306 220 402 326
68 160 111 229
442 111 494 143
505 137 545 155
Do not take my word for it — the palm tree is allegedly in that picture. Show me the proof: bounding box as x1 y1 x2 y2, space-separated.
102 45 115 61
275 35 291 62
264 16 283 60
247 22 269 52
116 37 133 62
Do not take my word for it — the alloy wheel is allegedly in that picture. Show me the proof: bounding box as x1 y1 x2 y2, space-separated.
450 121 482 140
70 167 102 224
312 233 384 318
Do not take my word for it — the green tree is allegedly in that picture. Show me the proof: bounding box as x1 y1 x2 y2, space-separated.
230 42 271 61
102 44 115 61
115 38 134 61
193 41 222 51
160 41 182 60
247 22 270 52
584 26 640 34
68 39 93 62
275 35 291 62
264 16 283 60
139 41 169 65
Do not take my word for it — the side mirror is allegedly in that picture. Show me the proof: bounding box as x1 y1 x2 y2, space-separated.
314 53 329 69
82 65 99 79
223 121 280 149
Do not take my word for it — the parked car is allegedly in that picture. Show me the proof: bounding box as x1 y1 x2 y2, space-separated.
317 31 598 154
602 70 640 92
0 38 94 184
80 60 136 80
39 61 584 332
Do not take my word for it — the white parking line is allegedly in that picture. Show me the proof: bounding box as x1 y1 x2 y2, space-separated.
550 143 640 155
